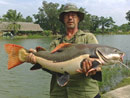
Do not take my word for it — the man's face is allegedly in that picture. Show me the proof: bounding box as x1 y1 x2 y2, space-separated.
64 12 79 29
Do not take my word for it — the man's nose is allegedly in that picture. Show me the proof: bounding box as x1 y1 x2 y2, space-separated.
68 15 73 19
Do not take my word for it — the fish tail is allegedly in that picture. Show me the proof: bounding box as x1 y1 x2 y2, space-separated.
4 44 28 69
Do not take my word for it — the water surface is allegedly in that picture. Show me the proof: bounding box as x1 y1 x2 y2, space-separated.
0 35 130 98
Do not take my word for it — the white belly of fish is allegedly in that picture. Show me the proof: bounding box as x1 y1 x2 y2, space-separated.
36 54 90 75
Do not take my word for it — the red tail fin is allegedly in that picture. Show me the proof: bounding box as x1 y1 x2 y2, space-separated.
5 44 24 69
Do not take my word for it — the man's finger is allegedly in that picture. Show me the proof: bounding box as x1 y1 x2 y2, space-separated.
96 67 102 71
76 69 83 73
83 59 92 72
86 68 96 76
32 54 36 63
83 61 87 73
29 48 36 53
88 71 96 76
26 53 36 64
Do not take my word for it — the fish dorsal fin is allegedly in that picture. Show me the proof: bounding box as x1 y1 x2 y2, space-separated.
36 46 46 52
51 43 72 53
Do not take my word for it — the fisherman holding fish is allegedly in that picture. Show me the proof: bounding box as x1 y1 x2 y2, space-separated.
5 3 126 98
27 3 101 98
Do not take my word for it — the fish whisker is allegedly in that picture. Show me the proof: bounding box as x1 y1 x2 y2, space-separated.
118 61 130 69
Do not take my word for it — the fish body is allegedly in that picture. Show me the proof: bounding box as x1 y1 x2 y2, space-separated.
5 43 124 75
5 43 124 86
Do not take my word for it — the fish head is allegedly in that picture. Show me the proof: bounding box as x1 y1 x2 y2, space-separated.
96 46 124 65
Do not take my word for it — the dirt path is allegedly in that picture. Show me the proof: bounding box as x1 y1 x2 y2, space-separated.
102 85 130 98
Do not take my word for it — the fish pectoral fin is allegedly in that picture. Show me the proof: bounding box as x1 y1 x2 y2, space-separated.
30 63 42 70
51 43 72 53
91 71 102 81
36 46 46 52
91 60 102 81
57 72 70 87
91 60 101 68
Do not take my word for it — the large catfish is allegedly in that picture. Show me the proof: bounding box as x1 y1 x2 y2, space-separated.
5 43 124 86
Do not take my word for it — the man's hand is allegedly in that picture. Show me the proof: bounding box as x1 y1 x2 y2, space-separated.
77 58 102 76
26 49 37 64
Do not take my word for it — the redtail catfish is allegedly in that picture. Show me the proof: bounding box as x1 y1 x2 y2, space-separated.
4 43 125 86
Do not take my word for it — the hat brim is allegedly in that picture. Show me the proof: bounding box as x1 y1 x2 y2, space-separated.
59 11 84 23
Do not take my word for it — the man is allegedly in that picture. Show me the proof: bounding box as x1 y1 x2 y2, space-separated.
49 4 101 98
27 3 101 98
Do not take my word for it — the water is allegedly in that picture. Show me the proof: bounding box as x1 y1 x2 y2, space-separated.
0 35 130 98
0 38 53 98
96 35 130 60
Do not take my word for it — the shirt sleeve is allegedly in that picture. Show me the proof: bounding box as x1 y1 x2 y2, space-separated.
86 33 98 44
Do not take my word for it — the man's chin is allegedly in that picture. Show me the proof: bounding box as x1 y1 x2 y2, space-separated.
67 25 75 29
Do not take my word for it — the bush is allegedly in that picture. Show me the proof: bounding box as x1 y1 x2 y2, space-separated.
43 30 52 36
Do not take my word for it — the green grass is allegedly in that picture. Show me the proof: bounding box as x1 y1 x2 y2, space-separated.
27 34 44 38
99 64 130 93
113 77 130 89
1 34 44 39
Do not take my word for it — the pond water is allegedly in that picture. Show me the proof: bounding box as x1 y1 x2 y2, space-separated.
0 35 130 98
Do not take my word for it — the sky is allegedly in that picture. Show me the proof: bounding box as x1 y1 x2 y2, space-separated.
0 0 130 26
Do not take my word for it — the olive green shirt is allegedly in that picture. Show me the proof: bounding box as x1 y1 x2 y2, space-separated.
49 30 99 98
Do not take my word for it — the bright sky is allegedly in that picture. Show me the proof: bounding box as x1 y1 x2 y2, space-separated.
0 0 130 26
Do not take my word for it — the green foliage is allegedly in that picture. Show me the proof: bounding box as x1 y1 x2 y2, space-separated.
1 9 33 22
99 16 115 33
27 34 43 38
25 16 33 22
99 64 130 93
33 1 62 35
2 9 23 22
126 10 130 22
114 77 130 89
7 22 21 35
1 1 130 35
90 15 100 32
119 23 130 32
43 30 52 36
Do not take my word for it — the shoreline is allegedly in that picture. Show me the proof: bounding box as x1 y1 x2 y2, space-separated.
101 77 130 97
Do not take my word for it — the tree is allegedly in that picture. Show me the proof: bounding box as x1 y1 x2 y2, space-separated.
7 22 21 35
2 9 23 35
25 16 33 22
79 8 92 31
119 24 130 32
0 16 3 22
111 25 119 33
126 10 130 22
99 16 115 33
33 1 61 34
90 15 100 33
2 9 23 22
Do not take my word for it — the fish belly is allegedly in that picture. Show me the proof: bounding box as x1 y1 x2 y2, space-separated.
36 54 90 75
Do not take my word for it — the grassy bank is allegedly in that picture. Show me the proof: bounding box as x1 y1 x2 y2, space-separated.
0 34 44 39
1 33 130 39
0 34 60 39
113 77 130 89
99 64 130 93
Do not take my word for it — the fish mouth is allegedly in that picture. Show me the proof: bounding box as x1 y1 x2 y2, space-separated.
120 53 125 62
96 50 109 64
96 49 124 65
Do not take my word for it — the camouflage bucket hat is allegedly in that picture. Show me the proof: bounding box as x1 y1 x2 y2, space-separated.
59 3 84 23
